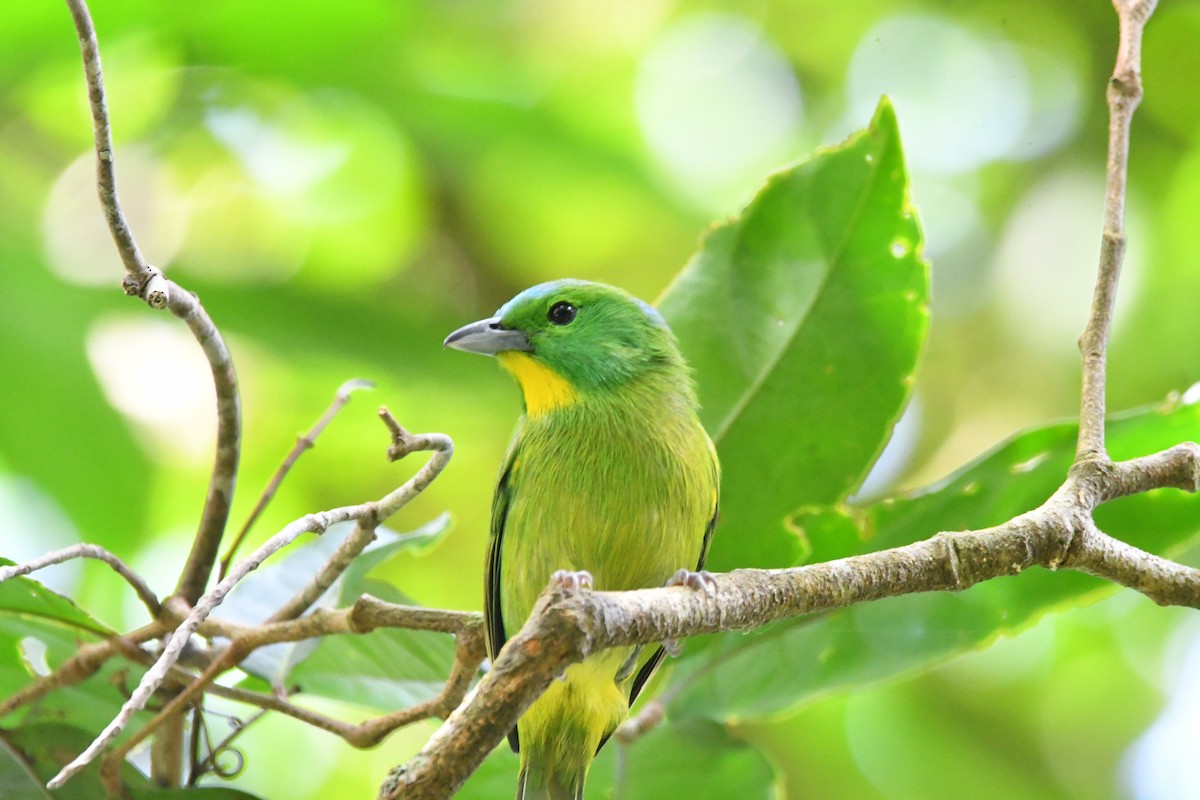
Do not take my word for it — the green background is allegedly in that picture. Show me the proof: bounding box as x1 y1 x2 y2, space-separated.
1 1 1199 798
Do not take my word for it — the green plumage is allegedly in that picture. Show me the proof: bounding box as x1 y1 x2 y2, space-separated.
446 280 719 800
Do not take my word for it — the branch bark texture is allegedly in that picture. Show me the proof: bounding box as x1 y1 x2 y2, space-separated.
383 447 1200 800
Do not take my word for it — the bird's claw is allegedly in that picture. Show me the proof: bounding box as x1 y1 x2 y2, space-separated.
551 569 594 593
660 569 716 658
667 568 717 597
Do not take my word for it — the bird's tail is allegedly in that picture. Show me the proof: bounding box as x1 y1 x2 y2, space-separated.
516 756 586 800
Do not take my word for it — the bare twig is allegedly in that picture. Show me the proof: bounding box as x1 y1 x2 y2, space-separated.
47 426 453 789
0 544 160 617
219 379 376 580
101 597 485 789
267 521 377 623
168 287 242 606
63 0 243 608
0 623 164 720
1076 0 1157 460
266 407 454 623
63 0 150 289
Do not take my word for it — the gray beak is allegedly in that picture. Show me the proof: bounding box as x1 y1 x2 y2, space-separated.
443 317 532 356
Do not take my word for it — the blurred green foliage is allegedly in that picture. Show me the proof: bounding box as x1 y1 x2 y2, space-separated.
1 1 1199 798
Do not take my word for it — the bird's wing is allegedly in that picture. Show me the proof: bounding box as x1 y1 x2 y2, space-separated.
624 494 719 710
487 436 521 752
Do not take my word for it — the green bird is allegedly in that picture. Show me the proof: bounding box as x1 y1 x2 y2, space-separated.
444 279 719 800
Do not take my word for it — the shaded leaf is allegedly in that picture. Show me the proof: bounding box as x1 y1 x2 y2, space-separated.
0 737 49 800
0 723 264 800
284 577 458 710
0 560 112 637
659 97 929 571
222 516 450 690
666 397 1200 722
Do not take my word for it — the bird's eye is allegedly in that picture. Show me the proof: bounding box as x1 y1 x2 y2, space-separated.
547 301 578 326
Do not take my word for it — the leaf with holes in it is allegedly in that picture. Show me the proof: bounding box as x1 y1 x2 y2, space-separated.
0 562 156 737
663 396 1200 723
658 96 929 572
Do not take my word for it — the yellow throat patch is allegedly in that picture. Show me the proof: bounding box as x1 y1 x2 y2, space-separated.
497 352 578 416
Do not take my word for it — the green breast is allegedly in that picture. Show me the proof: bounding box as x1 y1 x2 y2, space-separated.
497 390 717 638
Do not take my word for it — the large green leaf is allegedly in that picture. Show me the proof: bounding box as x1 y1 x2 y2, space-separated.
664 397 1200 723
658 97 929 572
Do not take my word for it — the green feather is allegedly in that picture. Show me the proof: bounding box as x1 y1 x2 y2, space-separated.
455 280 719 799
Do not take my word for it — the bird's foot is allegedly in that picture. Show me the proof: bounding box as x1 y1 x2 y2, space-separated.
667 568 717 597
551 569 594 594
661 569 716 657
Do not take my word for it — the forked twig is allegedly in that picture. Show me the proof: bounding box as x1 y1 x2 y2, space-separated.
219 378 376 580
48 422 453 789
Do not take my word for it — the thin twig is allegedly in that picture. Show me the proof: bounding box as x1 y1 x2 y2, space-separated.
63 0 243 607
193 709 267 783
48 427 453 789
168 286 242 606
0 623 164 720
110 597 481 764
99 598 484 788
1076 0 1157 460
0 544 160 617
267 521 377 623
219 379 375 580
266 407 455 623
62 0 151 289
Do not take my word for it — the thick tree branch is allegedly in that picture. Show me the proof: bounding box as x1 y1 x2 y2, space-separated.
384 444 1200 799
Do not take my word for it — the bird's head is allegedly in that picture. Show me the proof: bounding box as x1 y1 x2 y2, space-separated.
444 279 684 415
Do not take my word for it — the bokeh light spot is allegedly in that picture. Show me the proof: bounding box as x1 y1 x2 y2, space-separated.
41 148 187 286
635 13 803 211
991 170 1142 357
86 316 217 460
846 15 1031 175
